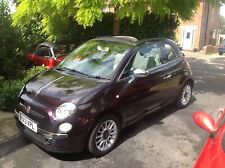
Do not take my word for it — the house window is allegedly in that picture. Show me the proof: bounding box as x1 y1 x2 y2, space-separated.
186 32 191 39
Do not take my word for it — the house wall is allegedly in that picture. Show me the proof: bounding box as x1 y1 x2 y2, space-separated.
203 4 220 46
176 0 220 51
176 0 205 50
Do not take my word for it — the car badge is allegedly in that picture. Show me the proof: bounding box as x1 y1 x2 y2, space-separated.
26 106 31 113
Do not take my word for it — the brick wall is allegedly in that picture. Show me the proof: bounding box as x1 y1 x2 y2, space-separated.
176 0 220 51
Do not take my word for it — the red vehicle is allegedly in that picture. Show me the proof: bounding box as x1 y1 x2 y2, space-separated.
193 109 225 168
28 42 68 69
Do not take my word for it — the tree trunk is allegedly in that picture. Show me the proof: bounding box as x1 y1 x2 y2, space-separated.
113 15 120 36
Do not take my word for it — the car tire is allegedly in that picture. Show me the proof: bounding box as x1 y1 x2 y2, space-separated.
88 115 120 157
219 52 223 55
176 82 193 108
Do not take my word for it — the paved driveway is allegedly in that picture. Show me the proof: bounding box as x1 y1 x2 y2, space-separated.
1 52 225 168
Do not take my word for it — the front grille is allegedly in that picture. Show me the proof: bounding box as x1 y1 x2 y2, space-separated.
19 102 45 119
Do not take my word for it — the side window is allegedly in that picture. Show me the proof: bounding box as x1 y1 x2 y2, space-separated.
36 47 51 57
120 44 161 79
132 44 161 71
161 44 178 63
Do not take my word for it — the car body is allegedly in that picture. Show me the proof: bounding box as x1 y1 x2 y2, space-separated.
15 36 193 156
219 40 225 55
28 42 69 69
193 109 225 168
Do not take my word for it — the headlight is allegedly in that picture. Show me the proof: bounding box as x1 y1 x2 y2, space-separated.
55 102 76 120
58 123 72 133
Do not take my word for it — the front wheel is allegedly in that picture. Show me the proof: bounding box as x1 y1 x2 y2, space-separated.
88 115 120 157
219 51 223 55
176 82 193 108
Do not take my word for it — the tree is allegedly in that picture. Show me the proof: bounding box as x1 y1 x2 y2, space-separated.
13 0 225 40
0 0 25 79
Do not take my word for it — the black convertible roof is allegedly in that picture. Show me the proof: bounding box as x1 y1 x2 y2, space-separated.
94 36 174 46
38 42 57 48
95 36 138 45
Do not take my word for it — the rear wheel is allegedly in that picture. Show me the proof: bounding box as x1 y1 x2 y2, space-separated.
176 82 193 108
88 115 120 157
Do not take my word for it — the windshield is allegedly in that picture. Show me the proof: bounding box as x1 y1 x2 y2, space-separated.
58 39 133 79
53 45 69 58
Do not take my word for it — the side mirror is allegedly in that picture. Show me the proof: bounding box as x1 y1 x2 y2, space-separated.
133 69 148 77
193 111 218 134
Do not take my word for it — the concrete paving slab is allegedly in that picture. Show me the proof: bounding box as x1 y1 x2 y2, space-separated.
0 111 20 144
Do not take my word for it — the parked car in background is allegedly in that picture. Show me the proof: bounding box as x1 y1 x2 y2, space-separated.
15 36 193 157
219 40 225 55
193 109 225 168
28 42 69 69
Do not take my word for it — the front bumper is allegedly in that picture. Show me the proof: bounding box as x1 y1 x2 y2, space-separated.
15 110 87 153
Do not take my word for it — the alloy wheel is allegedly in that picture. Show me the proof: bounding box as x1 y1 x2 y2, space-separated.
180 84 192 106
95 120 118 151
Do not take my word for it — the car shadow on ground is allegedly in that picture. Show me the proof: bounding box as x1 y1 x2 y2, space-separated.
0 134 31 158
49 96 196 161
117 97 196 147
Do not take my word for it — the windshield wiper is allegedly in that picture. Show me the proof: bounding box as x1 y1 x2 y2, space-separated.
71 71 110 80
88 75 110 80
55 67 109 80
55 67 88 76
68 69 90 77
55 67 70 71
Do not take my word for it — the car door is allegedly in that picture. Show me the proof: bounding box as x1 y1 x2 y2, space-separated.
110 42 175 124
160 42 185 101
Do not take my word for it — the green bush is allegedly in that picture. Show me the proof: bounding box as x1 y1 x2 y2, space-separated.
0 67 46 111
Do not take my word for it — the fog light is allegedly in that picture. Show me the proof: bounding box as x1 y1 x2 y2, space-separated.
59 123 72 133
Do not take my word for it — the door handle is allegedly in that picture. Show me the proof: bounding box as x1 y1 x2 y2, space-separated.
163 74 172 79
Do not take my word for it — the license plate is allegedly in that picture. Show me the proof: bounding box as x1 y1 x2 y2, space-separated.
19 112 38 133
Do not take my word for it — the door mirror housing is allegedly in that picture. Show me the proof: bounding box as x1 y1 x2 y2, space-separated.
193 111 218 134
133 69 148 77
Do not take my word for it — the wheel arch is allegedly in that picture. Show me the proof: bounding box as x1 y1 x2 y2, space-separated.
85 109 124 148
184 78 194 88
89 109 124 132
